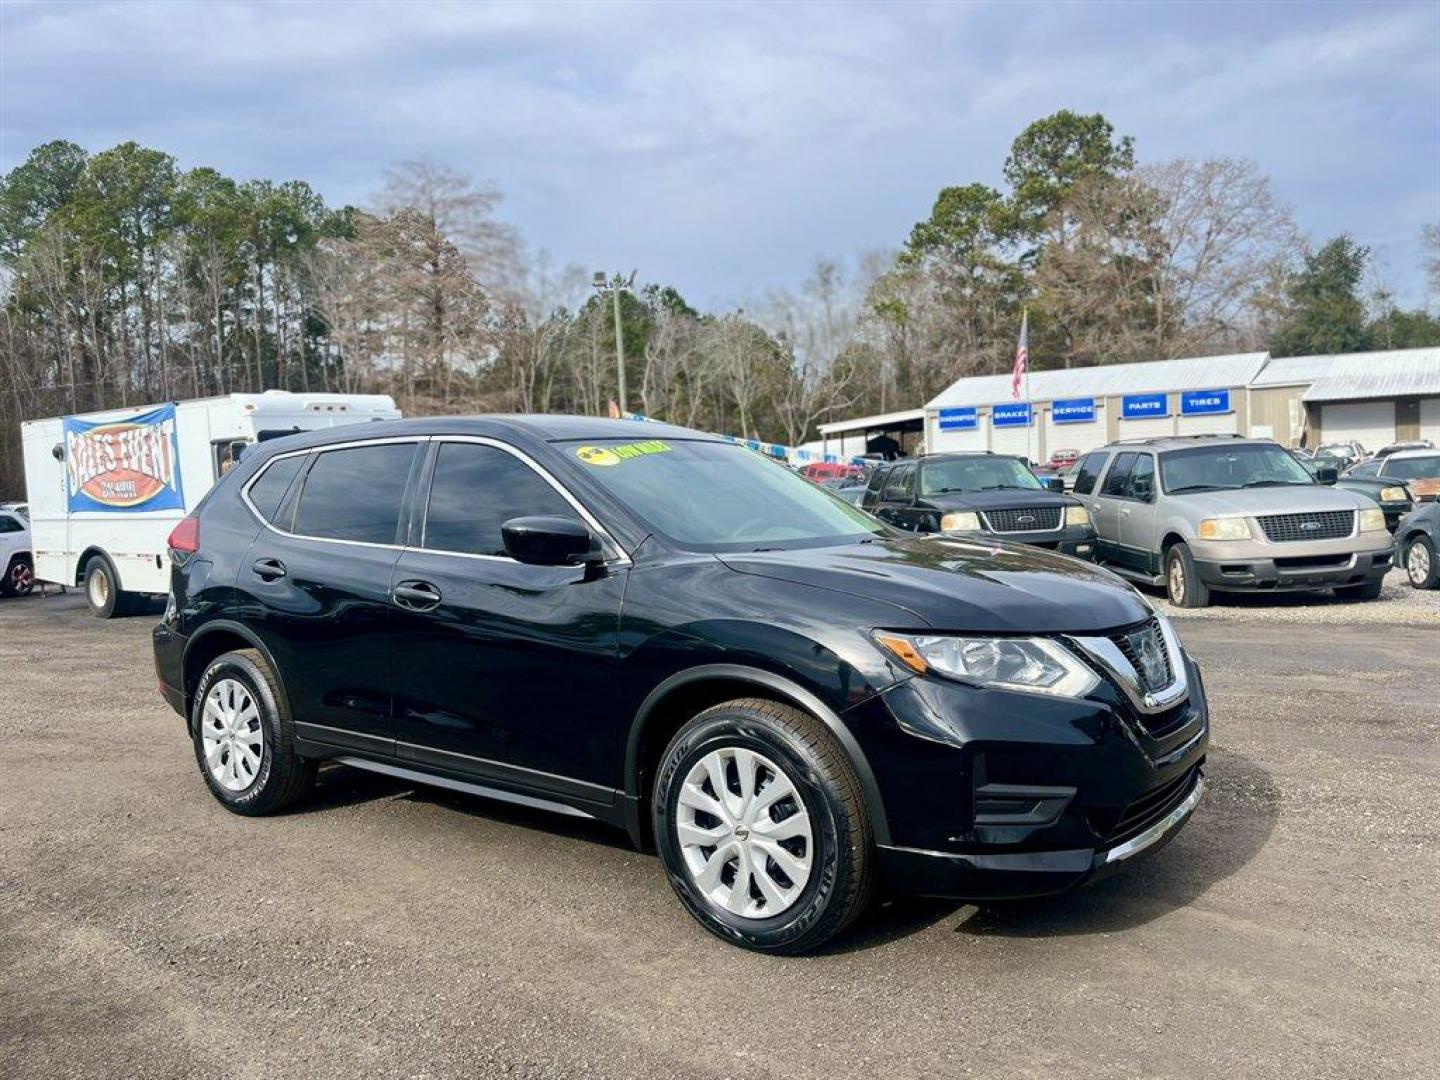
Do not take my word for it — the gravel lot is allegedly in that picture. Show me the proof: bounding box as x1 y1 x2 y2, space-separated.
2 589 1437 1079
1149 567 1440 625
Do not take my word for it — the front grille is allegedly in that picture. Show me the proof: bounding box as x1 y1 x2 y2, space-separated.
1256 510 1354 543
1109 617 1173 694
1106 765 1201 845
984 506 1062 533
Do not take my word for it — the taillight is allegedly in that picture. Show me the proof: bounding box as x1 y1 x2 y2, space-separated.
167 516 200 554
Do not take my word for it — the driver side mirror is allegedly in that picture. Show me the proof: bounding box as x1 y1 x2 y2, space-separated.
1315 466 1338 484
501 516 602 566
1042 476 1065 492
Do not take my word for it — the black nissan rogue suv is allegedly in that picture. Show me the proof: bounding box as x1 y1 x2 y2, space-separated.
153 416 1208 954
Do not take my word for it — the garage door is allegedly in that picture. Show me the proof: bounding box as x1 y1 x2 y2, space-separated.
990 419 1035 462
1176 410 1239 437
1043 402 1106 458
928 421 988 454
1116 416 1173 441
1321 401 1395 453
1421 398 1440 443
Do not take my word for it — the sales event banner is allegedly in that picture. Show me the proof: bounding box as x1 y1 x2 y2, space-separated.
64 405 185 512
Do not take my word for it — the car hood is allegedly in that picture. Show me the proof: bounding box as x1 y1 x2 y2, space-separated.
717 535 1148 634
1171 486 1372 515
920 489 1076 510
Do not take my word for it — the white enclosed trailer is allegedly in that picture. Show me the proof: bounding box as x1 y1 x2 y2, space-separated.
22 391 401 616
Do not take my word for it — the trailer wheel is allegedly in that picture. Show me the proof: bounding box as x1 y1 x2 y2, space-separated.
83 554 129 618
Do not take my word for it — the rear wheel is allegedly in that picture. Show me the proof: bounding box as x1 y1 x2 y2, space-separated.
1165 543 1210 608
191 649 315 815
1 554 33 597
653 697 874 954
1403 535 1439 589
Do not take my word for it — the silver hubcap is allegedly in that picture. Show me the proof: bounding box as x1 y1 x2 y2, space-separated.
88 567 109 609
1169 558 1185 601
10 562 31 592
202 678 264 792
1409 542 1431 584
675 747 813 919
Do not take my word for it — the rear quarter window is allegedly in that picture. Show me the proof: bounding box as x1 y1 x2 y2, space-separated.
1073 451 1109 496
246 455 307 525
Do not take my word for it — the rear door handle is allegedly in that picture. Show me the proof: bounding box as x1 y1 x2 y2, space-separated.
251 557 287 582
393 580 442 611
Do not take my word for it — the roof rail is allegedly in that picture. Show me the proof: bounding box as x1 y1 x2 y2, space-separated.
1109 433 1250 446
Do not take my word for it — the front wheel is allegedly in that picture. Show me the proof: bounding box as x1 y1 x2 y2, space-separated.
1403 535 1439 589
1165 543 1210 608
653 698 874 954
1 555 33 597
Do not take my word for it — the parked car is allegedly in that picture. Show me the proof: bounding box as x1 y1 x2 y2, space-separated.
1300 453 1416 532
1045 448 1080 470
1315 441 1368 467
1344 449 1440 503
825 478 869 506
0 500 28 518
0 509 34 597
153 416 1208 954
1393 502 1440 589
1070 436 1393 607
860 452 1096 558
1372 439 1435 460
798 461 864 483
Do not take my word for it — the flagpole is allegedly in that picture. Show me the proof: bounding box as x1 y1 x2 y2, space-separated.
1023 307 1032 466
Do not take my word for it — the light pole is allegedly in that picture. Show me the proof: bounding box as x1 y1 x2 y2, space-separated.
593 271 635 414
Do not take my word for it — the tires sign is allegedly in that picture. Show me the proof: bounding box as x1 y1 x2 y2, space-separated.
1181 389 1231 415
63 405 185 512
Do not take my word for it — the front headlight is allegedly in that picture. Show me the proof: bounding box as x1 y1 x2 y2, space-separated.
1378 486 1409 503
940 511 982 532
1359 507 1386 532
1065 505 1091 527
1197 516 1252 541
873 631 1100 699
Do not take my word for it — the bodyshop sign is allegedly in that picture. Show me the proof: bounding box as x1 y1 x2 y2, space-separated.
63 405 185 512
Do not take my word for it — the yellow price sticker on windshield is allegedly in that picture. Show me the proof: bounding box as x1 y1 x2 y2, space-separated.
576 440 670 466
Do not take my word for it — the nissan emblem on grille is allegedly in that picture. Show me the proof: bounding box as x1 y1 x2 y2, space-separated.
1128 626 1169 691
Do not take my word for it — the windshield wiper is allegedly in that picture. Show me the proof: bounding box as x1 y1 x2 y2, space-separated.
1241 480 1311 488
980 484 1033 491
1166 484 1229 494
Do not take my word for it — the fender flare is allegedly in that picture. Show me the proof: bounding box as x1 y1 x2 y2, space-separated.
624 663 891 846
182 619 292 722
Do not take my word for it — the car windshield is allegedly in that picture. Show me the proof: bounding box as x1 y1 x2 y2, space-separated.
1160 443 1315 493
567 438 885 552
919 456 1042 495
1317 444 1355 458
1385 455 1440 480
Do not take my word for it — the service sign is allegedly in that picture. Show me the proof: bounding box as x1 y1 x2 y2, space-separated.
63 405 185 513
991 402 1032 428
1121 393 1170 420
937 407 978 431
1181 388 1231 416
1050 397 1096 424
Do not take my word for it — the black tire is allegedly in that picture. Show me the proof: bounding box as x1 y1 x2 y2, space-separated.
1 554 33 597
1335 578 1384 602
1165 542 1210 608
82 553 132 618
1402 534 1439 590
653 697 874 954
190 649 315 816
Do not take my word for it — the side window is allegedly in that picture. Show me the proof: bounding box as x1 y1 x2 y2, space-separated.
1352 461 1380 477
885 464 914 501
1126 454 1156 502
1073 451 1108 495
1101 452 1137 497
423 443 581 558
861 466 889 507
292 443 418 544
0 514 22 533
246 455 307 525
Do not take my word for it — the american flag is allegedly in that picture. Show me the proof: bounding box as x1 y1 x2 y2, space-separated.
1010 309 1029 400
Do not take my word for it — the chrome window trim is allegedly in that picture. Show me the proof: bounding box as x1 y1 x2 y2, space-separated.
1068 615 1189 715
240 433 632 566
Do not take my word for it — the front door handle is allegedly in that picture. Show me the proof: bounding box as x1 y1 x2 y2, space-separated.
251 557 287 582
393 580 442 611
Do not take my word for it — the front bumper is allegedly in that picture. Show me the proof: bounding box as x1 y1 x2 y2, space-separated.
848 645 1210 901
973 523 1097 560
1191 548 1391 591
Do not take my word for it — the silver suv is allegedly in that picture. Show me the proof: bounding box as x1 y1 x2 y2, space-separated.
1071 436 1393 607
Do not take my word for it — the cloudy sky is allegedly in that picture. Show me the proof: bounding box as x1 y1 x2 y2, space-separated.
3 0 1437 309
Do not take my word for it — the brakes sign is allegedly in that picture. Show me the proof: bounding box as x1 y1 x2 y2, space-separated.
63 405 186 512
